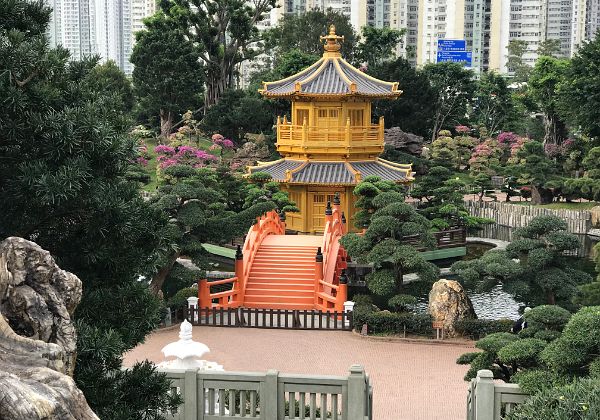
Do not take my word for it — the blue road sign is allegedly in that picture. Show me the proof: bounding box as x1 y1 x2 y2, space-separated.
437 39 466 52
436 51 472 66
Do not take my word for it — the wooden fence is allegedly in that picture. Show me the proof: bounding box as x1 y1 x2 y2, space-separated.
160 365 372 420
180 306 353 331
464 201 593 234
466 370 528 420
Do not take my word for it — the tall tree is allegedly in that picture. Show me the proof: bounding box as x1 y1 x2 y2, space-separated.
537 38 562 57
201 89 275 143
131 11 204 138
354 26 404 67
528 56 569 145
558 34 600 139
86 60 135 113
371 57 436 138
506 39 531 82
0 1 178 417
264 9 357 61
161 0 276 108
471 71 515 134
423 62 476 141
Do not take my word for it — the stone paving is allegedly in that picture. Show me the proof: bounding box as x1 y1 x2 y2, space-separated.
124 326 474 420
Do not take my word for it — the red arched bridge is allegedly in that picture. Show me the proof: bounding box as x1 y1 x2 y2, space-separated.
198 199 349 312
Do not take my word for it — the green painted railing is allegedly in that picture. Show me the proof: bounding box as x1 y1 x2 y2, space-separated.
161 365 372 420
466 370 528 420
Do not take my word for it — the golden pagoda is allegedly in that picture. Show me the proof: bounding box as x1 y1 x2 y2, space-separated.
249 25 414 233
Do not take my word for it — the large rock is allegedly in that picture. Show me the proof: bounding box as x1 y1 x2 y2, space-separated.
0 237 98 420
384 127 425 156
428 279 476 337
231 140 271 168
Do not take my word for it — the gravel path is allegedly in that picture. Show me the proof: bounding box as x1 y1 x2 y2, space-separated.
124 326 474 419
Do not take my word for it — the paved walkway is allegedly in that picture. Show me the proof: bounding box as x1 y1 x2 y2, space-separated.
124 326 474 419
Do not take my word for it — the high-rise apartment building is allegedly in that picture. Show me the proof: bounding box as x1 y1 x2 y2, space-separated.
45 0 156 75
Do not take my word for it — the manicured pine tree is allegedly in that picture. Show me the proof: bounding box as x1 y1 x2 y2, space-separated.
0 2 179 417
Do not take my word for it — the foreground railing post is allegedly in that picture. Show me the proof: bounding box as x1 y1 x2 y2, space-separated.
474 369 495 420
314 248 324 307
184 369 198 420
198 278 211 309
264 370 279 419
325 201 333 225
347 365 368 420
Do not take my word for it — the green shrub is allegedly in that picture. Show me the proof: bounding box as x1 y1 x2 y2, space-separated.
512 369 568 394
476 332 519 355
166 287 198 309
454 318 514 339
387 294 417 312
354 310 433 336
498 338 547 367
506 378 600 420
456 352 480 365
524 305 571 331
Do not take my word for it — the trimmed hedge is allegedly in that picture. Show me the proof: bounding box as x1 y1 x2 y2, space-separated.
454 318 514 339
353 310 433 336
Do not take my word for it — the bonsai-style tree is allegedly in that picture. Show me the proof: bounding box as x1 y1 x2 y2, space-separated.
452 215 593 306
243 172 299 214
457 305 571 383
509 140 560 204
350 176 405 229
148 166 274 294
340 183 439 299
412 167 493 231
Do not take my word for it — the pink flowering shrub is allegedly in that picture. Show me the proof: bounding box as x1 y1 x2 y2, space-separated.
455 125 471 134
154 144 217 170
497 132 520 145
544 140 575 159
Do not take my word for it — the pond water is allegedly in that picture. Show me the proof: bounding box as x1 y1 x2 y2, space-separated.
349 243 526 320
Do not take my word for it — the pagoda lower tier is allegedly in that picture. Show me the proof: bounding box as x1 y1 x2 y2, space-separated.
248 158 413 233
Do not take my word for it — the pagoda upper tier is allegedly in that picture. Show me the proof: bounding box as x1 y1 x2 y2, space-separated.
260 27 401 99
259 25 402 160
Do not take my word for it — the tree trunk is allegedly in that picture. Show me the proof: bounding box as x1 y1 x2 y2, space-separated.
150 251 180 295
530 185 554 205
159 108 173 139
542 113 567 146
205 64 231 110
394 265 404 290
546 289 556 305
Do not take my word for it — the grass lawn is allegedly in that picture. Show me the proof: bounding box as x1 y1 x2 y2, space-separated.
509 201 599 210
142 137 159 192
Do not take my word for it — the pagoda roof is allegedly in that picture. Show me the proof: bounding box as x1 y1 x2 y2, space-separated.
248 159 413 185
259 26 402 99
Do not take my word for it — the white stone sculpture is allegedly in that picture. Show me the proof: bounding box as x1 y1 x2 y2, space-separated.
158 319 223 371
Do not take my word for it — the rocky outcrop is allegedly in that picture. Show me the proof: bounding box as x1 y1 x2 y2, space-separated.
0 237 98 420
384 127 424 156
428 279 476 337
231 139 271 168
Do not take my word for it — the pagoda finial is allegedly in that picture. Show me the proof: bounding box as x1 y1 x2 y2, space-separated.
320 24 344 55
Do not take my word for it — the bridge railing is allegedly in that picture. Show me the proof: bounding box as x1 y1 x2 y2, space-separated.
199 210 285 309
317 199 348 312
466 370 528 420
160 365 372 420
